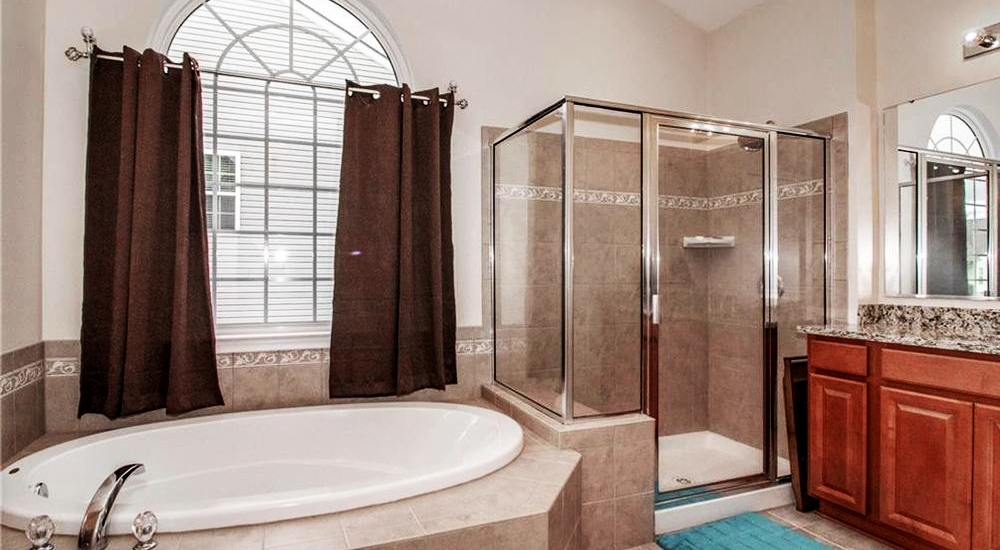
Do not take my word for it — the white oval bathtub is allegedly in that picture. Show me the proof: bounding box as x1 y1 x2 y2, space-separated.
1 402 523 535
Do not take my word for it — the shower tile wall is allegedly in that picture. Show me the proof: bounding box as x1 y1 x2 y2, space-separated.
658 141 764 448
658 119 837 454
806 113 849 324
494 128 565 412
493 125 642 416
658 146 710 435
704 145 765 449
573 136 642 416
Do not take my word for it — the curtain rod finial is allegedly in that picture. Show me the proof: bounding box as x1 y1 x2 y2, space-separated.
67 26 96 62
447 81 469 109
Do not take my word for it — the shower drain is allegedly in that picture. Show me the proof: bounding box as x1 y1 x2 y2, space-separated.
674 477 693 485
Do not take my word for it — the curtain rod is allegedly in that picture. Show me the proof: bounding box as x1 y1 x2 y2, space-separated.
65 27 469 109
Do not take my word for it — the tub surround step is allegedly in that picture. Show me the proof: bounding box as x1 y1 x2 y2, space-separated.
1 400 582 550
483 384 657 549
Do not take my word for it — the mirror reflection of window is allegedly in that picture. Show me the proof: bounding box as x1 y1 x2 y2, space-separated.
928 114 986 157
885 77 1000 300
925 114 990 296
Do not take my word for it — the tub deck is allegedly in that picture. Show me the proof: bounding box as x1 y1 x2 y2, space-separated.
1 399 583 550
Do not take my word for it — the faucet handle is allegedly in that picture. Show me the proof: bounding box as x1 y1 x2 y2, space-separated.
131 511 158 550
26 515 55 550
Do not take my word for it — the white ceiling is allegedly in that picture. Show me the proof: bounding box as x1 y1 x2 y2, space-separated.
656 0 770 31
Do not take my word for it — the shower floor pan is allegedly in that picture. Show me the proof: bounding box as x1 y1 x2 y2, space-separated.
658 431 790 492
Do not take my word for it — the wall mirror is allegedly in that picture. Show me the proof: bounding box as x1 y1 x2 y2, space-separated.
882 77 1000 298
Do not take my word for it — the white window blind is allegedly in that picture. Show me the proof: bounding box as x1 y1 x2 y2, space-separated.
167 0 398 326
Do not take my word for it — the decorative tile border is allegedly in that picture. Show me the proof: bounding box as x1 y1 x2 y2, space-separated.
46 359 80 376
496 184 562 202
0 361 44 398
497 180 823 211
574 189 641 206
659 179 825 211
658 195 712 210
230 348 330 368
457 339 493 355
496 185 640 206
495 338 529 354
777 179 825 200
39 339 498 376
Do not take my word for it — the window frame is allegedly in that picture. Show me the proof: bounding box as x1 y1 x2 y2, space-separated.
154 0 411 351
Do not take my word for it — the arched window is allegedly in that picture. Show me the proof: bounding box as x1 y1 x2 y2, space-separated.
166 0 399 327
927 113 985 157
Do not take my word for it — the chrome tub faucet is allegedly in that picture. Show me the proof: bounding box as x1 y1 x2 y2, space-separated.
78 463 145 550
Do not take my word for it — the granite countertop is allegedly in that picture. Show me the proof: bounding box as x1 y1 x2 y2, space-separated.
798 324 1000 357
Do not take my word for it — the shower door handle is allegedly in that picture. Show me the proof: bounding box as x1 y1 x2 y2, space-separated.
651 294 661 324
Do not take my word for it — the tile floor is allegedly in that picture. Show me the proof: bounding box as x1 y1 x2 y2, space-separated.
762 506 895 550
635 506 895 550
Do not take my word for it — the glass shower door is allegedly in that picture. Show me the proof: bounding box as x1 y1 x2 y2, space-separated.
650 118 769 494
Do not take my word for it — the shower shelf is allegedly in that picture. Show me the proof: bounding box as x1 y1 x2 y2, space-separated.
682 236 735 248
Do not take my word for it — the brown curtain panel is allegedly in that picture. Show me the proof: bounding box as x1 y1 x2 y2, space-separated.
330 82 457 397
79 47 223 419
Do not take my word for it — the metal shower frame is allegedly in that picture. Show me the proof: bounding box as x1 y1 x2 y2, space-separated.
489 95 832 429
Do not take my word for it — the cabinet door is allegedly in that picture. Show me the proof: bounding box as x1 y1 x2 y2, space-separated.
880 387 973 550
974 404 1000 550
808 374 867 513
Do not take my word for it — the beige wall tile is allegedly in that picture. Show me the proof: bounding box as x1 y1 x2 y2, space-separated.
262 514 345 548
1 397 15 463
1 343 44 374
559 425 614 450
578 445 614 502
44 374 78 433
278 364 327 407
340 502 424 548
175 524 264 550
233 366 281 411
612 493 654 549
613 438 655 497
580 500 614 550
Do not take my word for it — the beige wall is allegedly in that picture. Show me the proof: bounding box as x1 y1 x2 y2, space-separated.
876 0 1000 109
705 0 878 321
2 0 46 353
28 0 1000 348
875 0 1000 309
39 0 709 341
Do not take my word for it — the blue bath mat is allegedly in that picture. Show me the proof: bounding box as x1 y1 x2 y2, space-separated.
657 513 834 549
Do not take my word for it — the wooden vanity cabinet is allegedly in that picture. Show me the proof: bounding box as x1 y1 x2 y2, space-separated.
807 336 1000 550
879 387 973 550
975 404 1000 550
808 373 867 514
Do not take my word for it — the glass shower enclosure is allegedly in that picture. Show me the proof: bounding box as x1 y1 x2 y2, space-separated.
491 97 830 502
